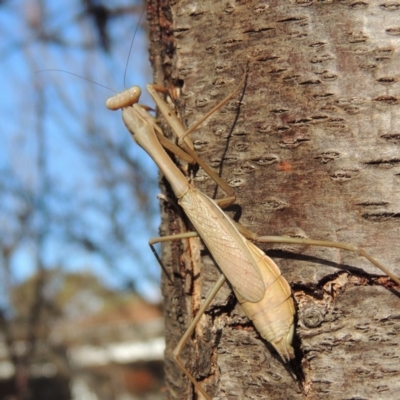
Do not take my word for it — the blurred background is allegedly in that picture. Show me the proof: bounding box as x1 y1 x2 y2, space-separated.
0 0 165 399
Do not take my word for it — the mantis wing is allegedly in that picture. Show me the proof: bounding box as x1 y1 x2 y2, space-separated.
179 187 266 303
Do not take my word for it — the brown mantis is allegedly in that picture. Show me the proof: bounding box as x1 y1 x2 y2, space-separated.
106 68 400 400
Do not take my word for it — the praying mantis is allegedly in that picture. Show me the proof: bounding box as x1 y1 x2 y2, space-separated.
106 66 400 399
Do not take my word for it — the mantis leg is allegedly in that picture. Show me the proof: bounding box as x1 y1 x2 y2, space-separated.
149 233 226 400
149 232 199 282
234 223 400 286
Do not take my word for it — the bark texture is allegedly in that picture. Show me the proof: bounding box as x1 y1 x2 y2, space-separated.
147 1 400 399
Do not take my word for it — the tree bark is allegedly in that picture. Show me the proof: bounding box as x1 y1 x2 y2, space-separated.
148 1 400 399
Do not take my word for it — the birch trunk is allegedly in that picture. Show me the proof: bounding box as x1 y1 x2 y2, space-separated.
148 1 400 399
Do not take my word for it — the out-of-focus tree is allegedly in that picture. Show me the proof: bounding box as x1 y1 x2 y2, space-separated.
1 0 163 398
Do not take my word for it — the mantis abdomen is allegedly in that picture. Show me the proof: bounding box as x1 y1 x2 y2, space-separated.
179 187 295 361
236 241 295 362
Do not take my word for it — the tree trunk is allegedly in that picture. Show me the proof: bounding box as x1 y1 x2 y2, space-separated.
148 1 400 399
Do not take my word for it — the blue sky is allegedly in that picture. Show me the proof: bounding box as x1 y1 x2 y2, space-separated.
0 0 162 302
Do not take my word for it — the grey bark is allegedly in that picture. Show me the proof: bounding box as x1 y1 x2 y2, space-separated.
148 1 400 399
